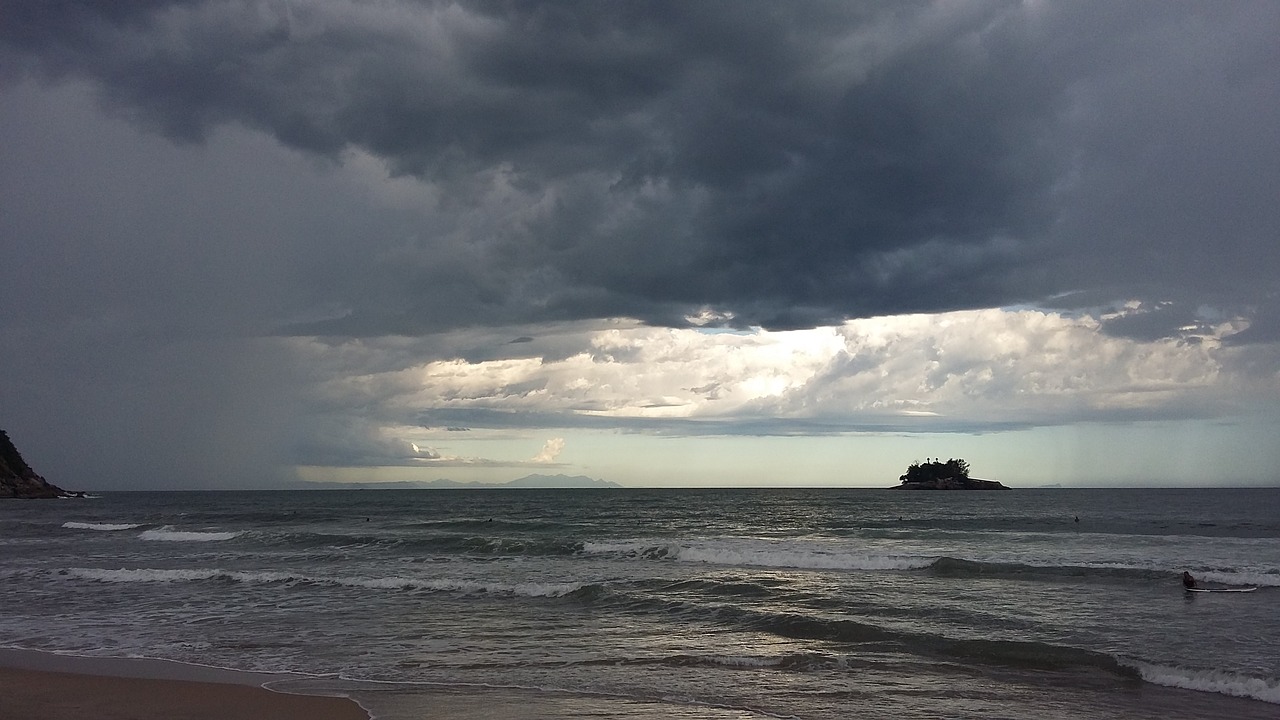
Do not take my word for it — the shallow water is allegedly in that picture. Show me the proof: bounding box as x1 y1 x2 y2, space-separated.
2 488 1277 718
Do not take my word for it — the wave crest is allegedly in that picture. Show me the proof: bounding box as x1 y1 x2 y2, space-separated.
62 522 142 531
64 567 591 598
581 539 933 571
138 526 243 542
1132 662 1280 705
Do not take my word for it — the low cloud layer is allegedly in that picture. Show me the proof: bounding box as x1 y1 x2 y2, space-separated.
3 2 1279 487
286 307 1267 467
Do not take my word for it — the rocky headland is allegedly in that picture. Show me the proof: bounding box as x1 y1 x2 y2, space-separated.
0 430 77 498
892 458 1008 490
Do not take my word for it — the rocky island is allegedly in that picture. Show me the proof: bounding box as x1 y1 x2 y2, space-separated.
893 458 1008 490
1 429 78 498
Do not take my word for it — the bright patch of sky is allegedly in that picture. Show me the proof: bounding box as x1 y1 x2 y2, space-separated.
288 306 1279 486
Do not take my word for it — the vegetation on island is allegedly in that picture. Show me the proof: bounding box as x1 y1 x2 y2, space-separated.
900 458 971 483
895 458 1007 490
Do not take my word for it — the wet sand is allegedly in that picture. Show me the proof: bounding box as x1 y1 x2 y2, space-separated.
0 650 368 720
0 648 758 720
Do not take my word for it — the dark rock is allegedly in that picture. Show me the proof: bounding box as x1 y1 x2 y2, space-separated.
0 430 74 499
894 476 1009 490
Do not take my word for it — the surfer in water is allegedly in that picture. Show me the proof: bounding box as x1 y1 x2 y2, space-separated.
1182 571 1197 589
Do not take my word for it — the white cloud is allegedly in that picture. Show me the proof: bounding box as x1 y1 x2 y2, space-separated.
290 305 1269 461
531 437 565 464
800 308 1241 425
412 308 1245 427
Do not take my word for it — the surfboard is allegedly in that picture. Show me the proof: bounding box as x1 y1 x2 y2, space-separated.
1185 586 1258 593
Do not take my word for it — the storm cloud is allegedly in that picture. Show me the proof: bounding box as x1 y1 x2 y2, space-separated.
3 1 1279 487
7 1 1277 334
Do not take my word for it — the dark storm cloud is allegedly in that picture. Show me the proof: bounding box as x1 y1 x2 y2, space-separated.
1224 299 1280 346
1098 302 1206 343
7 1 1277 336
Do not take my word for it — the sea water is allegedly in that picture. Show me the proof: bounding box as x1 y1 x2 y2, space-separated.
1 488 1277 719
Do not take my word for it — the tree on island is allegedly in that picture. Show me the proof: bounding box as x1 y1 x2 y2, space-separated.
894 458 1007 490
900 458 970 484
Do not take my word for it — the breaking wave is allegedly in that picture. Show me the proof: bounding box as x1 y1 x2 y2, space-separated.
1131 661 1280 705
62 522 143 531
927 557 1280 588
137 526 243 542
259 530 585 557
1193 569 1280 588
64 567 591 598
581 539 934 571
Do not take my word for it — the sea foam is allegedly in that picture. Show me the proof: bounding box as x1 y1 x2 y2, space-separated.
1196 570 1280 588
65 567 588 597
70 568 224 583
62 522 142 531
1133 662 1280 704
581 539 934 571
138 526 243 542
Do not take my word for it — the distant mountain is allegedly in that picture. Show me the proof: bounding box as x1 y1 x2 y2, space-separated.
297 474 620 490
0 429 75 499
502 474 621 488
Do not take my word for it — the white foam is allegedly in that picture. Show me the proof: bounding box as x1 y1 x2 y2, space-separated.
580 540 651 555
581 538 934 571
71 568 323 585
676 545 934 571
1196 570 1280 588
70 568 223 583
391 578 587 597
700 655 784 669
323 576 588 597
65 567 586 597
62 522 142 531
1133 662 1280 704
138 526 243 542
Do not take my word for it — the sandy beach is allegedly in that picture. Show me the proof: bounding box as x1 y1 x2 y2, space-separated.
0 651 368 720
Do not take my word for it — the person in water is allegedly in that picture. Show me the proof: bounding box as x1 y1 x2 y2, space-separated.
1182 571 1197 589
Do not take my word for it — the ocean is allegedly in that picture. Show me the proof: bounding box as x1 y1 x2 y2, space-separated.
1 487 1277 719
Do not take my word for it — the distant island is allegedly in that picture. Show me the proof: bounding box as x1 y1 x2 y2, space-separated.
0 429 80 498
893 458 1008 490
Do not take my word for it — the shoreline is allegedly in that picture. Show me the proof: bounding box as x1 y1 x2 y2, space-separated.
0 647 761 719
0 648 369 720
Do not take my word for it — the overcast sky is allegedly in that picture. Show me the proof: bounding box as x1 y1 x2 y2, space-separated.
3 1 1279 489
